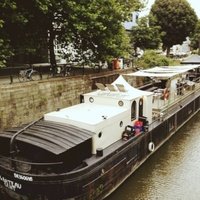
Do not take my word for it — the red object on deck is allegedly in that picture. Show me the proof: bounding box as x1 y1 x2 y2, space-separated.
134 120 143 135
134 120 143 127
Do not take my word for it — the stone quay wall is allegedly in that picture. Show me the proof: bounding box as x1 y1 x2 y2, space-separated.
0 69 134 131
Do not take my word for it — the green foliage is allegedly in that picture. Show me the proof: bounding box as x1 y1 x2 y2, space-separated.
149 0 198 55
0 0 16 67
131 17 162 52
0 39 13 67
190 20 200 54
59 0 141 63
0 0 142 66
135 50 178 69
0 0 49 65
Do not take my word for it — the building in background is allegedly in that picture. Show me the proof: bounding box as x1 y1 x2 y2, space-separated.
170 37 191 58
123 12 139 31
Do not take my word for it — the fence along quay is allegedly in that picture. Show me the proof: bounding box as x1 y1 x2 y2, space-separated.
0 65 200 200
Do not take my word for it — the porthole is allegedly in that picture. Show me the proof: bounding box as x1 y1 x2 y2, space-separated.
89 97 94 103
98 132 102 138
120 121 123 127
118 100 124 106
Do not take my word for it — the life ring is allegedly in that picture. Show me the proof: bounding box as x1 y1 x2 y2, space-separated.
148 142 155 152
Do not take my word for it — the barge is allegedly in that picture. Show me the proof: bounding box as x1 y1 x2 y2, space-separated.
0 65 200 200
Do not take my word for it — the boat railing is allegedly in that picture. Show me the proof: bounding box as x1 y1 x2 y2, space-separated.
9 118 43 169
165 78 200 108
151 78 200 127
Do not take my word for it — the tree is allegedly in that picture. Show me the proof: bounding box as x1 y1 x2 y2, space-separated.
21 0 143 66
149 0 198 56
0 0 49 66
0 1 16 67
131 17 162 55
135 50 177 69
190 20 200 55
0 0 143 68
58 0 143 64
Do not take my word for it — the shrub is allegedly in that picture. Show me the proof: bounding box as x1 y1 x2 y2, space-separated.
135 50 179 69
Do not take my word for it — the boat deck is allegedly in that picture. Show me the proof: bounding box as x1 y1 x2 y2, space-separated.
152 80 200 120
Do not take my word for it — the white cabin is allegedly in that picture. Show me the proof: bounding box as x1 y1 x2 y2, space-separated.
44 76 153 154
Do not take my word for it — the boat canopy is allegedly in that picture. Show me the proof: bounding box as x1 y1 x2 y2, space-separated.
84 75 153 101
0 120 94 155
127 65 200 79
181 54 200 64
112 75 152 96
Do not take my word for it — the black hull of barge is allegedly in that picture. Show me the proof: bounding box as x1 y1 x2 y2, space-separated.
0 95 200 200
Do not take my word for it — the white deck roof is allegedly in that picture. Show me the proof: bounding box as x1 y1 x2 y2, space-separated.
44 103 128 127
127 65 200 78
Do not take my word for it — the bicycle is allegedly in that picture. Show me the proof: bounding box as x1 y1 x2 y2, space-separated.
18 67 42 82
48 64 72 78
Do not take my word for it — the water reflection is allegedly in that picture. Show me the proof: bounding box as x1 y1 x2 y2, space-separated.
107 112 200 200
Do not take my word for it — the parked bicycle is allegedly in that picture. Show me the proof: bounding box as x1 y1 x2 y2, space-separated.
48 64 72 78
18 67 42 82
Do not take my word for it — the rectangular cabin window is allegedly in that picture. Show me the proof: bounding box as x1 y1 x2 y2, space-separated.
131 101 137 120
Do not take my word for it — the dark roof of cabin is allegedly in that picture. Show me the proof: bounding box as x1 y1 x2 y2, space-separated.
181 54 200 64
0 120 94 155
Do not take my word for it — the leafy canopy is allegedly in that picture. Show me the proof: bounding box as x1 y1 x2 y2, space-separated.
0 0 17 67
149 0 198 55
58 0 143 63
131 17 162 53
0 0 143 66
190 20 200 54
135 50 179 69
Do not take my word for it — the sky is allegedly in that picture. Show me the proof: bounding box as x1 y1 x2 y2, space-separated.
140 0 200 18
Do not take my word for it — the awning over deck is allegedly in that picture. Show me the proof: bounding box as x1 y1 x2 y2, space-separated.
181 54 200 64
127 65 200 79
112 75 153 96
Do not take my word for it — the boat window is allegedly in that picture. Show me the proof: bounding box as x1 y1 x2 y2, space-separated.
139 98 143 117
131 101 136 120
120 121 123 127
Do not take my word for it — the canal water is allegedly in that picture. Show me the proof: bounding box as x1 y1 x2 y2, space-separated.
107 112 200 200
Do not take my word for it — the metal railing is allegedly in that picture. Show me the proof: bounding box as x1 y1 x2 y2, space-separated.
150 77 200 130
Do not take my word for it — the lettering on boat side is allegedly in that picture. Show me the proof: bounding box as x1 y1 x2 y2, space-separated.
0 175 22 191
14 173 33 181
